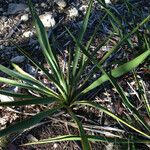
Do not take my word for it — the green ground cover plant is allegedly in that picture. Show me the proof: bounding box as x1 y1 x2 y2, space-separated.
0 0 150 149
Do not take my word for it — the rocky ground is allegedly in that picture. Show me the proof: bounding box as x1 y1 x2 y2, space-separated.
0 0 150 150
1 0 149 65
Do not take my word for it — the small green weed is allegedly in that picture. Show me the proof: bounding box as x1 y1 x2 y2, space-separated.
0 0 150 149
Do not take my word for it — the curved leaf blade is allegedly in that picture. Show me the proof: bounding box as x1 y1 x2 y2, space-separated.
68 109 91 150
0 90 35 98
82 49 150 93
76 101 150 139
12 43 67 100
28 0 63 83
0 64 58 98
72 0 93 77
0 97 56 106
102 70 150 132
0 77 59 98
21 134 150 146
0 106 61 137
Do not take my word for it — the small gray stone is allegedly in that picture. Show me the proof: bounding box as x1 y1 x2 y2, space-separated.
21 14 29 21
105 0 111 4
11 56 25 63
68 7 79 18
7 3 28 15
8 87 20 93
23 31 33 38
26 64 36 75
79 5 88 15
0 8 3 12
41 2 47 8
55 0 67 9
39 12 56 28
27 134 38 142
0 94 14 102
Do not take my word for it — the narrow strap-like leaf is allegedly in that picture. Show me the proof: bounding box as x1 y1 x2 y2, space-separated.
21 134 150 146
101 70 150 132
82 49 150 93
72 14 110 87
68 108 91 150
98 14 150 65
76 101 150 139
72 0 93 77
0 77 59 98
12 43 67 100
0 97 56 106
74 32 114 88
0 90 35 98
66 26 150 98
0 106 61 137
0 64 58 98
28 0 64 85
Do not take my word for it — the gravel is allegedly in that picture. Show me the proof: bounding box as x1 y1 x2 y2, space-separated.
54 0 67 9
11 55 25 63
0 94 14 102
23 30 34 37
68 6 79 18
7 3 28 15
0 0 150 68
21 13 29 21
39 12 56 28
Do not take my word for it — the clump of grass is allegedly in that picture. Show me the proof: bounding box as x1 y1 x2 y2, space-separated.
0 0 150 149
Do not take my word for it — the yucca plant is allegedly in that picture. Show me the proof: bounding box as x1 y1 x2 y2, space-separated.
0 0 150 149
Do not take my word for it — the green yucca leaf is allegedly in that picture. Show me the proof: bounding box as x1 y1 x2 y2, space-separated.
66 26 150 95
12 42 57 84
12 43 67 100
101 70 150 132
99 14 150 65
144 34 150 49
21 134 150 146
0 77 59 99
68 109 91 150
0 106 61 137
28 0 59 71
102 7 123 30
0 97 56 106
12 63 62 98
75 32 114 89
0 0 149 147
73 14 110 86
0 64 58 98
82 49 150 93
80 13 108 66
28 0 67 94
0 90 35 98
74 31 150 133
76 101 150 139
72 0 93 77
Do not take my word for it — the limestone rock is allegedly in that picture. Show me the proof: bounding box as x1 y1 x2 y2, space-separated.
68 7 79 18
21 14 29 22
23 31 33 38
11 56 25 63
7 3 28 15
0 94 14 102
55 0 67 9
39 12 56 28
